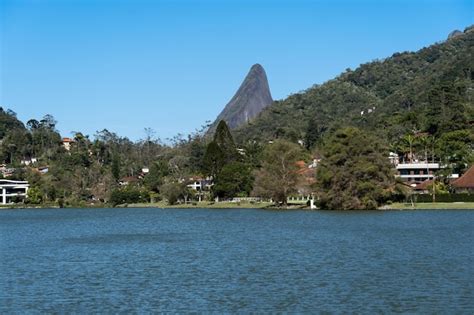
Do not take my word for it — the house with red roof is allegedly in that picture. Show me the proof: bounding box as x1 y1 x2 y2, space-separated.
62 137 74 151
451 165 474 193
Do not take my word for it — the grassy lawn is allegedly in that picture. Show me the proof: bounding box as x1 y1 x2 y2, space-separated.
384 202 474 210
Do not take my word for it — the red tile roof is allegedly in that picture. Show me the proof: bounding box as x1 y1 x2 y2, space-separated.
414 179 433 191
452 165 474 188
295 160 306 168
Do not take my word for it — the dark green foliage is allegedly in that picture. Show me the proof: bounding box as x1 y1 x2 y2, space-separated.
304 117 326 149
212 161 254 199
203 120 256 198
213 120 238 161
188 138 207 173
316 128 395 210
0 108 25 139
111 154 121 182
414 194 474 203
144 159 169 192
436 129 474 174
202 141 225 179
110 187 149 206
203 120 240 178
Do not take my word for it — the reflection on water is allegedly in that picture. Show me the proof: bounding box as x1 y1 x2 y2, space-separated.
1 208 473 312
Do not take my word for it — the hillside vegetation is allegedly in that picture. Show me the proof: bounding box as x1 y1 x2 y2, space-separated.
235 26 473 148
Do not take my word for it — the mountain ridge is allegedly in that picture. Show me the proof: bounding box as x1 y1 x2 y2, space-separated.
234 26 474 146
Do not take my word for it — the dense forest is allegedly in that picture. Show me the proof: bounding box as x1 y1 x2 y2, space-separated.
235 26 473 166
1 26 473 209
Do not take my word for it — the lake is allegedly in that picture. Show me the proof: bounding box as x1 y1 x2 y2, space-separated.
1 208 473 313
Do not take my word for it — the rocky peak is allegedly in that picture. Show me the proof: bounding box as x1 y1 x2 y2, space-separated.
208 63 273 134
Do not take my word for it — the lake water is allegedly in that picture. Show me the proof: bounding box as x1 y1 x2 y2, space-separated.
1 208 473 313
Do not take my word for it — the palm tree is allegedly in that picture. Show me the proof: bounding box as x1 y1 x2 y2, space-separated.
416 134 430 163
399 134 415 163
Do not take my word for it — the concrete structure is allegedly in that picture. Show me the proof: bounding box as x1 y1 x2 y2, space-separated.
0 179 29 204
186 177 213 191
388 152 399 166
396 162 440 186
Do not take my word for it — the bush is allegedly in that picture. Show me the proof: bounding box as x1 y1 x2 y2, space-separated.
160 182 186 205
414 194 474 203
110 187 150 206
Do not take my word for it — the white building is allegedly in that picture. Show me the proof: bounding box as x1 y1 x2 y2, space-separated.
20 157 38 166
62 138 74 151
186 177 213 191
0 179 29 204
395 163 440 186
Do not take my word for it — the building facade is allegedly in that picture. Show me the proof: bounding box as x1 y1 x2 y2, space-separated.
0 179 29 204
395 163 440 186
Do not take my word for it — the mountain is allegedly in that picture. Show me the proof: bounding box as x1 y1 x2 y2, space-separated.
234 26 474 147
208 64 273 133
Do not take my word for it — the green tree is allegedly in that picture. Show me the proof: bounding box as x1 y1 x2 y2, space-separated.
212 161 254 199
111 154 121 181
26 187 43 204
213 120 238 160
202 141 225 179
316 127 395 210
110 187 149 206
144 159 169 192
252 140 305 206
202 120 241 182
304 117 325 150
436 129 474 174
160 181 186 205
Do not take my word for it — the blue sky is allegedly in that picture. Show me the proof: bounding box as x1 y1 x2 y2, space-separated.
1 0 472 141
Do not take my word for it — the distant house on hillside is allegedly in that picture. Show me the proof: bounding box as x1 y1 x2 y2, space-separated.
21 157 38 166
119 176 139 186
62 138 74 151
0 164 15 178
38 166 49 174
186 177 213 192
0 179 29 204
451 165 474 193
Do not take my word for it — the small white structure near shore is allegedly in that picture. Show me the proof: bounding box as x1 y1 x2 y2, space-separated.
0 179 29 204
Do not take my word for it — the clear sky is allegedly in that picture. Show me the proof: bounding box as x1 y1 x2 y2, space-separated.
1 0 472 141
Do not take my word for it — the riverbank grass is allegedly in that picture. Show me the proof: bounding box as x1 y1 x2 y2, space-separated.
384 202 474 210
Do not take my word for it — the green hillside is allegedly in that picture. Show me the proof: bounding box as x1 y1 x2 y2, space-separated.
234 26 474 147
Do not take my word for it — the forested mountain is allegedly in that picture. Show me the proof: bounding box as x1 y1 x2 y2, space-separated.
208 64 273 134
234 26 474 147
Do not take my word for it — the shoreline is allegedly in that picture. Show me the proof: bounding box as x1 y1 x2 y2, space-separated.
381 202 474 210
1 201 474 210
